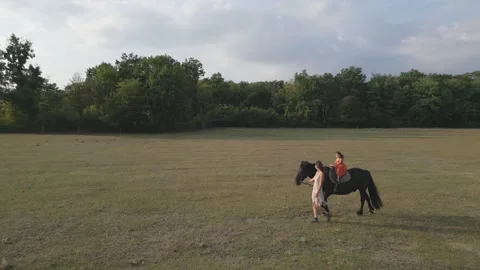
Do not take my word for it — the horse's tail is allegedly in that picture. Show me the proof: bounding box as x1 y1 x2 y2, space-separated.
366 170 383 210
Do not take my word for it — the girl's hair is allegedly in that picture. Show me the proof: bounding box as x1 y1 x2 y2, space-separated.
336 151 344 159
315 160 323 168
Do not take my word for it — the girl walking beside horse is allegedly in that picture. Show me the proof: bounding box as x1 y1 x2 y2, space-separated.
309 160 325 223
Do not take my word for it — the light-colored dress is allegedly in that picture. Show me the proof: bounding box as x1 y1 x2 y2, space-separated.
311 171 325 206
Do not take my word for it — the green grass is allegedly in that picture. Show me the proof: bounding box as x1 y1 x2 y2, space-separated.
1 128 480 269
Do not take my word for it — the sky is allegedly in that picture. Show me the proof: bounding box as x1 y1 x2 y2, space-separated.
1 0 479 87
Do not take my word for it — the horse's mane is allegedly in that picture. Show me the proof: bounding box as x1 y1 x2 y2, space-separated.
321 165 331 174
302 160 331 174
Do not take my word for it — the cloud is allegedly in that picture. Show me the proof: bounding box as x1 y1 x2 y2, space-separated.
0 0 479 87
395 18 480 73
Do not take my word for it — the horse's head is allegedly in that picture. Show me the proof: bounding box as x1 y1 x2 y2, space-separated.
295 160 317 186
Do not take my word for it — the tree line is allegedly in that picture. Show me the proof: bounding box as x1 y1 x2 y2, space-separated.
1 33 479 133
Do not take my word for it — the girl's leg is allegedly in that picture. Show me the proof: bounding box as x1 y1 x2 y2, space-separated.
312 202 319 222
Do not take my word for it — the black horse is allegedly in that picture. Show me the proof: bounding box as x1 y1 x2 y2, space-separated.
295 161 383 220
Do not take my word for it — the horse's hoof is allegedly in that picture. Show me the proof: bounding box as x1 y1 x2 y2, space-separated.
369 210 374 214
356 211 363 216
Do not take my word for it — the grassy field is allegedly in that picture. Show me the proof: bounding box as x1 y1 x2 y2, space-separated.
1 128 479 269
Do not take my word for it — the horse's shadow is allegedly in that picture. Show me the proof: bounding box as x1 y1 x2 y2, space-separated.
335 213 480 235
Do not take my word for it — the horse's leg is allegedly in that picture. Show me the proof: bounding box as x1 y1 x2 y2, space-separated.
357 189 367 215
322 201 332 222
318 188 330 215
320 199 328 215
322 193 332 221
321 201 328 215
364 192 375 214
320 193 329 214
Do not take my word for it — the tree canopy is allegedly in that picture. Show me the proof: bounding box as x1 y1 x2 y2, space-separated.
1 33 479 133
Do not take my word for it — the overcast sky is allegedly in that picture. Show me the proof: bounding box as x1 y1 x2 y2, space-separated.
1 0 479 87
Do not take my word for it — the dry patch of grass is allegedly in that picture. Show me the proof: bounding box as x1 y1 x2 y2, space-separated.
1 128 480 269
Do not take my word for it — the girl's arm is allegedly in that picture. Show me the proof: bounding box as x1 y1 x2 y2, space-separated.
330 159 340 166
309 172 317 183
